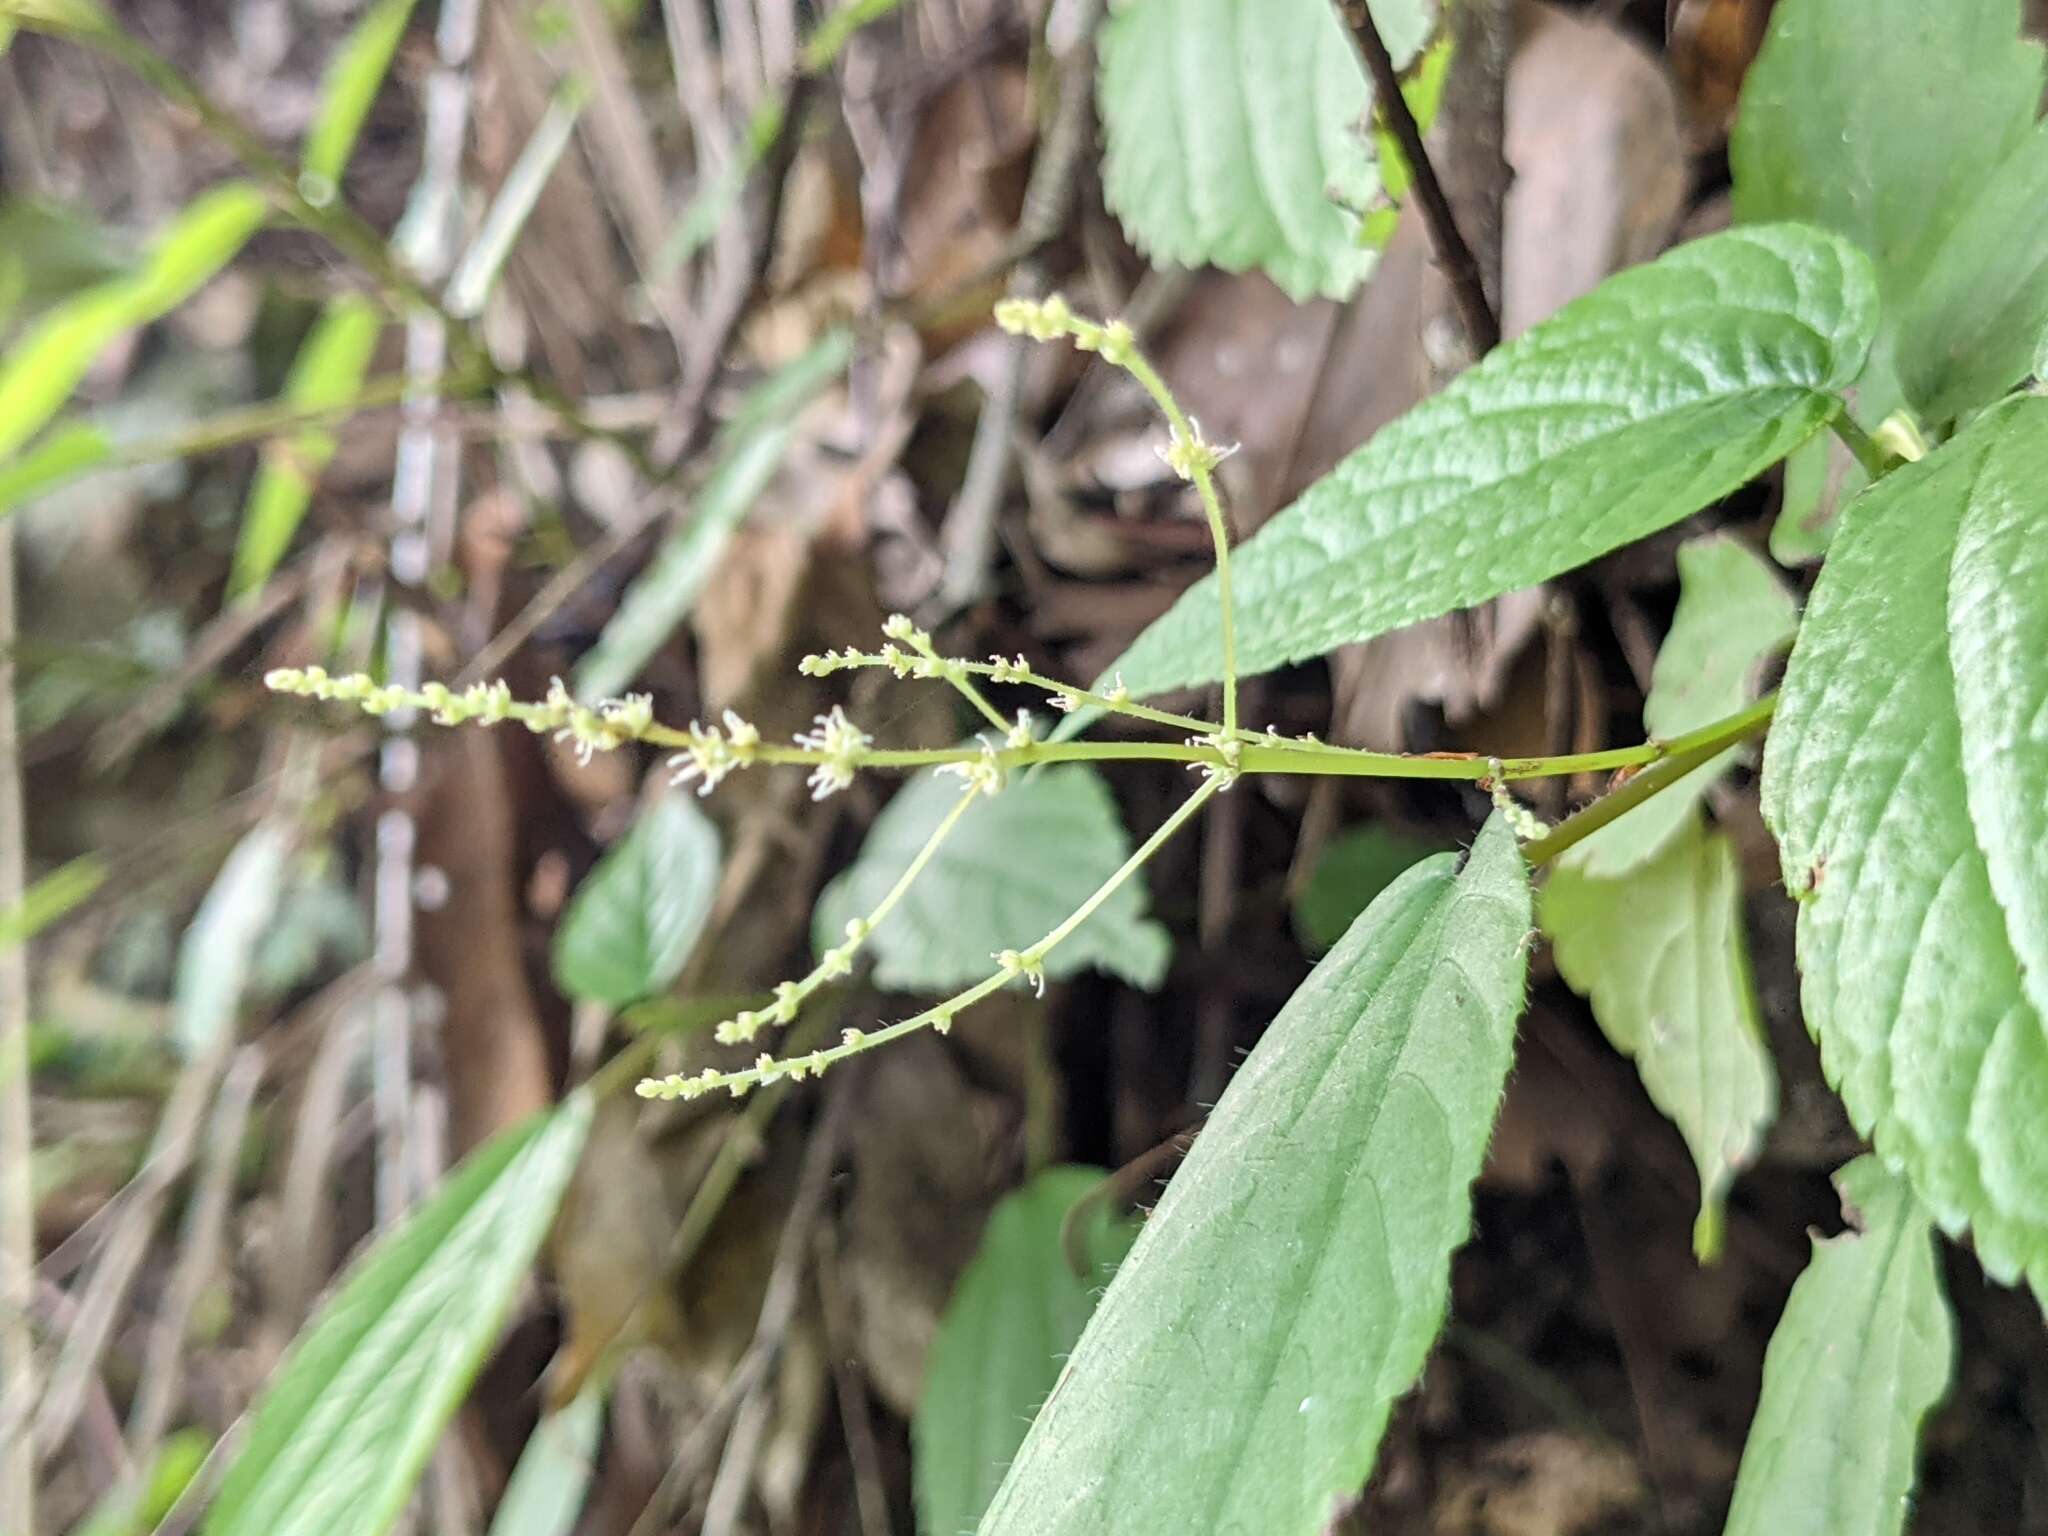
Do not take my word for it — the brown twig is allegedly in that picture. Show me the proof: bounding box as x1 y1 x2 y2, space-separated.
1346 4 1500 355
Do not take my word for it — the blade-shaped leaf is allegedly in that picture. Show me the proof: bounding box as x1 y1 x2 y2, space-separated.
979 815 1531 1536
1542 815 1776 1259
1762 394 2048 1299
813 764 1170 995
486 1387 604 1536
1732 0 2040 313
1721 1157 1954 1536
204 1095 594 1536
301 0 417 192
572 328 853 701
1895 116 2048 424
448 80 588 319
1565 534 1795 878
0 182 268 462
915 1167 1135 1536
1101 224 1874 701
173 821 291 1057
1097 0 1432 302
228 294 383 597
553 794 721 1009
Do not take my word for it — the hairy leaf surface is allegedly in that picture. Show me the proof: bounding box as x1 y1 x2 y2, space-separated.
979 816 1530 1536
1763 395 2048 1298
1103 225 1873 700
1722 1157 1953 1536
814 765 1169 994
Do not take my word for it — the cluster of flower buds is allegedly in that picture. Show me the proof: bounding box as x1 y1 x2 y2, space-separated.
993 294 1137 370
667 709 762 796
793 705 872 801
1483 759 1550 841
264 667 657 766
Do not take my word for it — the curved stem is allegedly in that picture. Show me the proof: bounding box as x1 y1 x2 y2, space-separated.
1521 694 1778 868
1115 348 1240 737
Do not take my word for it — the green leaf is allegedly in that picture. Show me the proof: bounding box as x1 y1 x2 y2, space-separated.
228 294 383 597
553 794 721 1009
0 854 105 950
1096 0 1432 302
0 421 111 514
572 328 853 701
1732 0 2040 469
1721 1157 1954 1536
1895 117 2048 424
74 1428 210 1536
173 821 291 1057
448 80 589 318
1101 224 1875 701
301 0 418 192
1292 822 1443 952
914 1167 1135 1536
0 182 268 462
204 1095 595 1536
1542 816 1776 1260
486 1387 604 1536
1732 0 2040 312
813 765 1170 994
1564 534 1795 878
1762 395 2048 1299
979 815 1531 1536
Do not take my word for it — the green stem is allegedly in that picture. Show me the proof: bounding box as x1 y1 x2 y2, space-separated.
713 784 983 1046
1020 771 1221 965
641 773 1223 1101
1829 403 1892 482
1117 348 1240 737
1521 694 1778 868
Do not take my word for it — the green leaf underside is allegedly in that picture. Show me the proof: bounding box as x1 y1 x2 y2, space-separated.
1762 396 2048 1299
0 182 268 463
230 294 383 596
814 765 1170 994
572 327 854 701
1721 1157 1954 1536
1566 534 1795 878
552 795 720 1009
1542 816 1776 1259
979 815 1531 1536
1733 0 2039 306
204 1096 596 1536
915 1168 1136 1536
1101 224 1875 701
1097 0 1431 302
1896 116 2048 424
1731 0 2042 438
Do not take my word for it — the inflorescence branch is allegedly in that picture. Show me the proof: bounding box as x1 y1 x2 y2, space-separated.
263 301 1780 1105
992 295 1244 738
